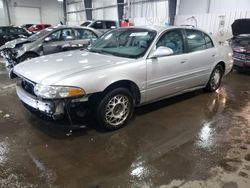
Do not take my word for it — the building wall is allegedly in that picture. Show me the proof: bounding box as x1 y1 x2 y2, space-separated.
131 0 169 26
6 0 63 26
178 0 250 15
92 0 117 20
66 0 169 26
0 0 9 26
67 0 85 26
176 0 250 41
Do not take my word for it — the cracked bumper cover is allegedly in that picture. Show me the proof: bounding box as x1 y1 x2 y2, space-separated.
16 83 90 119
16 83 57 115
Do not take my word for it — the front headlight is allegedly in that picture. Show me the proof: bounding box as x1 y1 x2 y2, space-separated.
34 84 85 99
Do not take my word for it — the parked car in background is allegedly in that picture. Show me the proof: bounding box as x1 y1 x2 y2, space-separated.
12 26 233 130
21 24 34 30
0 26 102 68
231 19 250 72
28 24 52 33
81 20 118 33
0 26 31 47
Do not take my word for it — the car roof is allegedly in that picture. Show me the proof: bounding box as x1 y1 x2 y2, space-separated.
0 26 22 28
117 25 203 33
87 20 117 22
51 25 99 30
47 25 102 35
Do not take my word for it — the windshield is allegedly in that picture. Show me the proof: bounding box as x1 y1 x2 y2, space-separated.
81 21 91 27
88 28 157 58
28 28 54 41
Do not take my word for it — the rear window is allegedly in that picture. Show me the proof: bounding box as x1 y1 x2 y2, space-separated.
81 21 91 27
105 21 116 29
36 25 43 30
92 21 103 29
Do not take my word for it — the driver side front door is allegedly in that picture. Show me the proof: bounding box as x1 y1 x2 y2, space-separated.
43 29 74 55
146 29 191 102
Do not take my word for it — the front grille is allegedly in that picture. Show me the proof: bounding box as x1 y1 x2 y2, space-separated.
233 51 250 61
21 79 36 96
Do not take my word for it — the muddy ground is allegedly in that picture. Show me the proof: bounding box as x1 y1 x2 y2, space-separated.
0 60 250 188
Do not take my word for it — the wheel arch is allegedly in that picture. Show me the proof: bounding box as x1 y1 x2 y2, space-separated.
90 80 141 105
216 61 226 74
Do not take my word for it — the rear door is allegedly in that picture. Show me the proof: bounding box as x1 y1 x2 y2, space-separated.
183 29 216 87
43 28 75 55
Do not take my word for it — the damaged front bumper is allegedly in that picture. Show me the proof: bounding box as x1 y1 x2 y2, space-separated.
0 49 18 70
16 82 90 120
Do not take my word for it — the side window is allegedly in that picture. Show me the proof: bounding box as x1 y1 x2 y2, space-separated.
74 29 97 40
156 30 184 55
8 28 17 33
17 28 25 34
61 29 74 40
186 30 206 52
0 28 4 34
92 21 103 29
49 30 62 42
106 21 116 29
204 34 214 48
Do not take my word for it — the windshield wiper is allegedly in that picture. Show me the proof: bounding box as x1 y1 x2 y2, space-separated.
88 48 113 56
88 48 102 53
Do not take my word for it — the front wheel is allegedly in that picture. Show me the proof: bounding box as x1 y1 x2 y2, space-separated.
96 88 135 130
205 64 223 92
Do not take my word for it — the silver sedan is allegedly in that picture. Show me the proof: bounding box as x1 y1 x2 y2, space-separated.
13 26 233 130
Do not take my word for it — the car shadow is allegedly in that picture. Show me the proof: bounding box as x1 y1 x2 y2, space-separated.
26 89 205 139
135 89 203 115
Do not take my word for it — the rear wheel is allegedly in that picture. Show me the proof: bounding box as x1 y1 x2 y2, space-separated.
205 64 223 92
96 88 134 130
19 53 39 63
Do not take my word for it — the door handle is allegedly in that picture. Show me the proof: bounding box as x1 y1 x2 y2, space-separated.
212 54 216 57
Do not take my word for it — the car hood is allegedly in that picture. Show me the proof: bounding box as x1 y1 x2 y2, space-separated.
231 19 250 36
0 38 31 50
14 50 133 85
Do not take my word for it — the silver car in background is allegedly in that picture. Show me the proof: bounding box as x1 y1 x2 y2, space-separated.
12 26 233 130
0 25 102 68
81 20 118 33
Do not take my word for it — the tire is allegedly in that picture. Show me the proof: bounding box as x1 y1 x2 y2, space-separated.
205 64 223 92
19 53 39 63
96 88 135 130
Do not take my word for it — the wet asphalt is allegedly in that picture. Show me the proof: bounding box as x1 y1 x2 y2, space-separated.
0 60 250 188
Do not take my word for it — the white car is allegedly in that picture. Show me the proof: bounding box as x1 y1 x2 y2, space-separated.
12 26 233 130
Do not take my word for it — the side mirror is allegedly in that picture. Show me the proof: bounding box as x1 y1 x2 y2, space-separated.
151 46 174 58
44 37 52 42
